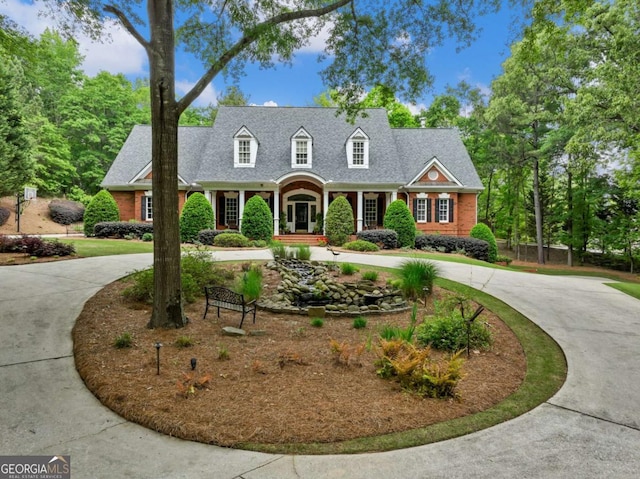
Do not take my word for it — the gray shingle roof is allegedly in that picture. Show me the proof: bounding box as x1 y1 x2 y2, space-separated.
102 106 482 190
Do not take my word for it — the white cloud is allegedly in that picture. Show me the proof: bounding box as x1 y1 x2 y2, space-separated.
296 21 331 54
405 102 426 116
250 101 279 107
175 80 217 107
1 0 147 77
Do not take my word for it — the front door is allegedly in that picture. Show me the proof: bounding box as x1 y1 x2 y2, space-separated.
294 203 308 232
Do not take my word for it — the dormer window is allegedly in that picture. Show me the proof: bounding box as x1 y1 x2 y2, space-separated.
347 128 369 168
291 128 312 168
234 126 258 168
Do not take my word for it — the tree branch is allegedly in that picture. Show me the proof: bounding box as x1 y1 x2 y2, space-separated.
104 4 150 52
177 0 353 113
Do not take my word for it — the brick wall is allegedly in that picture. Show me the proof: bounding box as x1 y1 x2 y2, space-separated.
408 192 478 237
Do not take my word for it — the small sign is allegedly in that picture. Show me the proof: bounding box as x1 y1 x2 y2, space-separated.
0 456 70 479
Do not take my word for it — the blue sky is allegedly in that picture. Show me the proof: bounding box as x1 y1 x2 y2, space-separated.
2 0 523 112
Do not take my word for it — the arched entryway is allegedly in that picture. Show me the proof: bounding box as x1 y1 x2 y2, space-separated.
283 188 321 233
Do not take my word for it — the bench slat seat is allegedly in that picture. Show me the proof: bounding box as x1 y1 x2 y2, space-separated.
203 286 256 329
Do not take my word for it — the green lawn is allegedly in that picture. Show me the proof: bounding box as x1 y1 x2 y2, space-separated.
59 238 154 257
605 282 640 301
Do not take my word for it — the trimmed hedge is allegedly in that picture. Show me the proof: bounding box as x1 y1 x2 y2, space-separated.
180 192 215 243
241 195 273 241
356 229 398 249
469 223 498 263
383 200 416 248
0 207 9 226
214 232 250 247
197 229 239 245
415 234 489 262
84 190 120 236
94 222 154 239
49 200 85 225
343 239 380 252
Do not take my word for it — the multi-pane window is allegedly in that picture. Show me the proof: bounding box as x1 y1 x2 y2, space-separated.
416 198 427 223
352 141 365 165
238 139 251 164
364 198 377 227
225 197 238 226
438 198 449 222
143 196 153 221
295 141 308 165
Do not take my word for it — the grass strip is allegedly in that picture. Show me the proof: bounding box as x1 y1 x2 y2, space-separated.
605 282 640 301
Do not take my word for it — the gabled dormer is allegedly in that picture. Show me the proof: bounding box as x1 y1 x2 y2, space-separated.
291 127 313 168
233 126 258 168
346 128 369 168
408 157 462 186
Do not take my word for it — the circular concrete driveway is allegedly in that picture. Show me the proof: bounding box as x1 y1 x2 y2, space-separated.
1 248 639 478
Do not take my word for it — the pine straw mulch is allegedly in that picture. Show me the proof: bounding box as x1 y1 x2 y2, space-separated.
73 265 525 449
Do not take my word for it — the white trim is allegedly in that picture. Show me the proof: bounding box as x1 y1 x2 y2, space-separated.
415 197 427 223
233 126 258 168
406 157 462 187
346 128 370 169
275 171 327 185
129 161 188 185
283 188 320 233
291 127 313 168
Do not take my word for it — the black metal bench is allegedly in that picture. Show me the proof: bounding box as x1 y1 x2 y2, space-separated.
203 286 256 328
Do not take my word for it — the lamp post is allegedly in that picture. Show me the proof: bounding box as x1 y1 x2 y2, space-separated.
155 342 162 375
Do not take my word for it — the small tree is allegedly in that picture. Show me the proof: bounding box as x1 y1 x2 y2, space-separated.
325 196 354 246
83 189 119 236
470 223 498 263
241 195 273 242
383 200 416 248
180 192 214 243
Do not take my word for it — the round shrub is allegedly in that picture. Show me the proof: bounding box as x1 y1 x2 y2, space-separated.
141 232 153 242
49 200 85 225
214 232 250 248
325 196 354 246
180 192 215 243
343 239 379 252
0 207 9 226
469 223 498 263
383 200 416 248
241 195 273 242
83 190 120 236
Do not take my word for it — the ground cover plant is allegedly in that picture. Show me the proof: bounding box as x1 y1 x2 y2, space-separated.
71 261 566 455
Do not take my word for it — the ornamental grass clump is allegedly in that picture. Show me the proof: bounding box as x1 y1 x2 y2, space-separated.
237 265 263 301
397 259 439 300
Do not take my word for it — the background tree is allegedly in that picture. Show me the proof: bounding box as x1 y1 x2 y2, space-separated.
0 56 34 197
241 196 273 242
179 193 215 243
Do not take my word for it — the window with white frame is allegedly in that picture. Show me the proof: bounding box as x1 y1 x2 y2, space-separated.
416 198 427 223
225 197 238 226
291 128 312 168
364 198 377 227
438 198 449 223
346 128 369 168
233 127 257 167
142 195 153 221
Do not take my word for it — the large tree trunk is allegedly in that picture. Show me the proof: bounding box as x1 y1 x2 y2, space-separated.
532 157 545 265
147 0 186 328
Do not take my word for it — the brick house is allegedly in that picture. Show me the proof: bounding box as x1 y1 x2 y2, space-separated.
102 106 483 237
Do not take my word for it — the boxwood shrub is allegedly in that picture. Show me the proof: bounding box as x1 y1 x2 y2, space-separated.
383 200 416 248
415 234 489 262
214 232 250 248
180 192 215 243
343 239 379 252
469 223 498 263
48 200 85 225
356 229 398 249
241 195 273 242
94 222 154 239
84 190 120 236
325 196 354 246
197 229 239 245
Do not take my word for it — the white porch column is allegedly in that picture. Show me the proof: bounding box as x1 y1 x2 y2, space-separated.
238 190 245 229
391 191 397 202
323 190 329 235
206 190 217 228
273 190 280 236
356 190 364 232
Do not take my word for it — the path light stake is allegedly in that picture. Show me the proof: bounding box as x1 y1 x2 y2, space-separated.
155 342 162 375
463 305 485 358
422 287 430 307
190 358 197 371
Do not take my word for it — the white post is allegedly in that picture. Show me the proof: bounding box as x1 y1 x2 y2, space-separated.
238 190 245 229
207 190 217 228
391 191 397 202
273 190 280 236
323 190 329 235
356 190 364 232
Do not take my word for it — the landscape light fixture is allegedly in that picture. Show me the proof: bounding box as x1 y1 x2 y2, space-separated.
190 358 197 371
155 341 162 375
